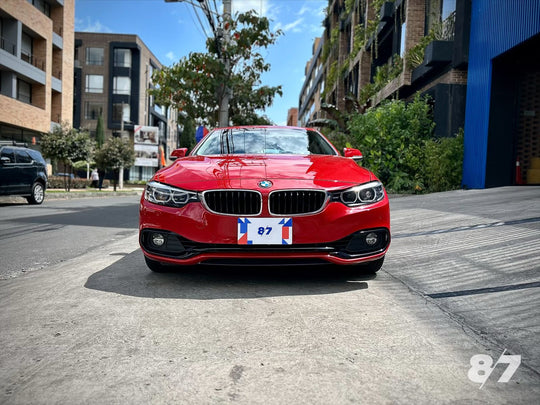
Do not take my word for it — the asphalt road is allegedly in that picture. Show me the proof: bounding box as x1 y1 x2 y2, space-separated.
0 187 539 403
0 195 139 279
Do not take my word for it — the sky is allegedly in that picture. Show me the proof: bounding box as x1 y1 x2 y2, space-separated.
75 0 327 125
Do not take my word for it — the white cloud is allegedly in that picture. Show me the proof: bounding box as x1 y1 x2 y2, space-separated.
298 5 310 16
232 0 269 15
165 51 176 61
298 2 326 17
75 17 112 33
275 18 304 33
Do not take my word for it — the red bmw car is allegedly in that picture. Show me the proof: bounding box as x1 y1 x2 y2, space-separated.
139 126 390 272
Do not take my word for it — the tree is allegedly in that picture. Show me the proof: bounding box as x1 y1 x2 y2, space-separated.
150 10 282 127
94 137 135 191
179 115 196 150
96 114 105 148
41 122 94 191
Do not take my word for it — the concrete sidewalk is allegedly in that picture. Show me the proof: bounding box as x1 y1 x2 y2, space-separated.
387 186 540 376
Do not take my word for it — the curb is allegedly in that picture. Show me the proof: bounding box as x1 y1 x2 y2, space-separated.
0 190 142 204
46 190 143 200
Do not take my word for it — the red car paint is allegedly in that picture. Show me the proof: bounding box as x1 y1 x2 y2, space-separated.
139 126 390 269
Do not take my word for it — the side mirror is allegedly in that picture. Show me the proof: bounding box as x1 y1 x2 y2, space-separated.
344 148 363 161
170 148 188 160
0 157 10 165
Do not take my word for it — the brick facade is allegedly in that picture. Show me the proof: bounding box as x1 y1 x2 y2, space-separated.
0 0 74 140
300 0 469 138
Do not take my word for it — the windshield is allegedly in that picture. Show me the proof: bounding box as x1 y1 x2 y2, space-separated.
194 127 337 156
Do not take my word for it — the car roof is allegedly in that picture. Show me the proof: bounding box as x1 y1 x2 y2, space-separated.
1 145 32 151
212 125 319 132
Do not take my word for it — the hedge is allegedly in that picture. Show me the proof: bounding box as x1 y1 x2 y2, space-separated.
47 176 110 189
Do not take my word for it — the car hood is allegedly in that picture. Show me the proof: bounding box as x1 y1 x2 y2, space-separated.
153 155 375 191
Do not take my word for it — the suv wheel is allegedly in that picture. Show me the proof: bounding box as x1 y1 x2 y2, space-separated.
27 182 45 205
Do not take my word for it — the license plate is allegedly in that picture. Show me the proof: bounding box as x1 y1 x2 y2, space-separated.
237 217 293 245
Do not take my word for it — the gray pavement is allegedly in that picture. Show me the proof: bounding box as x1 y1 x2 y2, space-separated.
0 187 539 404
0 195 140 279
387 187 540 375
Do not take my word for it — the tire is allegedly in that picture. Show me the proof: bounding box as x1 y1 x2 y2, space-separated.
355 256 385 274
144 256 170 273
26 182 45 205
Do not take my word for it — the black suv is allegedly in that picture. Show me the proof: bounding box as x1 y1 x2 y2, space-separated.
0 143 48 204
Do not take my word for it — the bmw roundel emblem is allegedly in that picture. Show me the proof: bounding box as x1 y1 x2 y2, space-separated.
258 180 273 189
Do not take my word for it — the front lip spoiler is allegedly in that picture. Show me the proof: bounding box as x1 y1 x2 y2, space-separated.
141 249 388 266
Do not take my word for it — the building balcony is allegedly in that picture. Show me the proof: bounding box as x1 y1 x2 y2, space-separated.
424 40 453 66
0 47 46 86
52 76 62 93
379 2 394 22
0 36 17 56
52 32 63 50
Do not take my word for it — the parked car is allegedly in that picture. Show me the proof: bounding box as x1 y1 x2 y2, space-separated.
0 144 47 204
139 126 390 272
53 172 76 179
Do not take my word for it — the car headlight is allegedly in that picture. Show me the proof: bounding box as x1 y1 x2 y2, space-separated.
144 181 199 208
333 181 385 206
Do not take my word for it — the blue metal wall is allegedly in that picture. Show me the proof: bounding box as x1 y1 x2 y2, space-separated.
463 0 540 188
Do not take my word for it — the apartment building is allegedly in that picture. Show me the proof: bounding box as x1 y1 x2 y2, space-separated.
286 107 298 127
73 32 178 181
299 37 324 126
0 0 74 145
301 0 540 187
301 0 469 136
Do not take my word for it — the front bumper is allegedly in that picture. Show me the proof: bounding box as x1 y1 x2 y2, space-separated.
139 197 390 266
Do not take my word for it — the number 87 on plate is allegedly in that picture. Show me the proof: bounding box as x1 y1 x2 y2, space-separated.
238 218 293 245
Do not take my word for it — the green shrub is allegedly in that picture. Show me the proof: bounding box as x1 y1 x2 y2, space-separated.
348 94 434 192
47 177 110 190
48 176 88 189
422 129 464 192
347 95 463 194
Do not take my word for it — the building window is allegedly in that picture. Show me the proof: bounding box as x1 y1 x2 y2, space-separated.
27 0 50 17
21 32 33 64
85 103 103 120
86 47 104 65
442 0 456 20
153 103 165 116
425 0 456 37
113 76 131 95
399 21 407 57
112 103 130 123
85 74 103 93
114 49 132 68
17 79 32 104
148 63 155 84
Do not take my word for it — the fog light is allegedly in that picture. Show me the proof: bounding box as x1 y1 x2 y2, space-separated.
365 232 378 246
151 233 166 247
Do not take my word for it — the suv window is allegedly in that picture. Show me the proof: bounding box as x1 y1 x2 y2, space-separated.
15 149 33 164
27 149 47 165
1 148 15 163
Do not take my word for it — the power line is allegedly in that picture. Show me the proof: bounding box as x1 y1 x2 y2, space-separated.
186 3 211 41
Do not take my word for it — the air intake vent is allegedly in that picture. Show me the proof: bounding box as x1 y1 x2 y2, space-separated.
269 190 327 215
203 190 262 215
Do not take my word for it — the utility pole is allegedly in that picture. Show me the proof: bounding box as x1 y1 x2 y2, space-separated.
218 0 231 128
165 0 231 127
119 101 125 189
